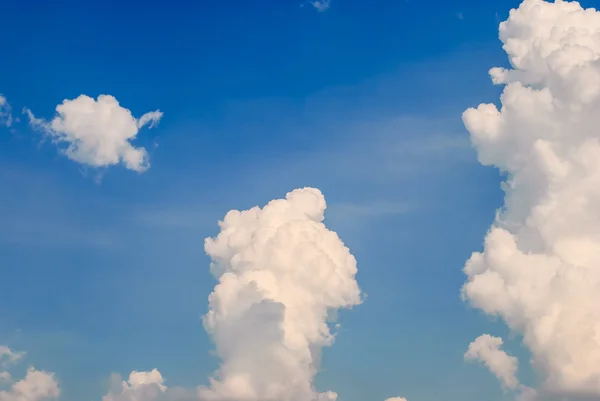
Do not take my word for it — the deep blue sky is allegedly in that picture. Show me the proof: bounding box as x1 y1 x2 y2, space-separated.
0 0 582 400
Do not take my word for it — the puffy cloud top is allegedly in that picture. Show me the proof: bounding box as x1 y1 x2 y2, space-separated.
26 94 162 172
201 187 362 401
102 370 167 401
0 368 59 401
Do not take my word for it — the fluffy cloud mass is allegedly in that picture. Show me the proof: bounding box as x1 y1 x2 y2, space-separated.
200 187 362 401
0 368 60 401
0 347 59 401
464 335 518 390
25 95 162 172
462 0 600 396
0 189 406 401
102 188 408 401
102 370 168 401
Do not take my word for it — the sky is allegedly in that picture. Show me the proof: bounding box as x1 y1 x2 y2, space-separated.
2 1 600 401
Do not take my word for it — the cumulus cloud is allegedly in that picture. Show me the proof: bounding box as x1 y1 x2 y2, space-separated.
102 370 204 401
0 368 60 401
102 370 169 401
0 347 59 401
462 0 600 396
0 95 13 127
199 187 362 401
109 188 409 401
25 95 163 172
464 334 518 389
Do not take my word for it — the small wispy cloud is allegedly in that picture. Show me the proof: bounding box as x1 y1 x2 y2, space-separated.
311 0 331 12
0 345 25 368
457 12 464 20
0 371 12 383
0 94 13 127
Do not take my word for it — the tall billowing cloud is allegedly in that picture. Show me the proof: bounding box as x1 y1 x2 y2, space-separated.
107 188 408 401
462 0 600 396
25 95 162 172
200 187 362 401
464 335 518 390
0 346 59 401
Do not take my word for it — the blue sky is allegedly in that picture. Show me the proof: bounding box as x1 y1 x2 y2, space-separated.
1 0 585 400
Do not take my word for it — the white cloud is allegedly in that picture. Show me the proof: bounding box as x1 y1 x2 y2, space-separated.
136 111 163 130
122 370 166 393
104 189 408 401
1 188 404 401
311 0 331 12
0 347 25 369
0 347 58 401
0 95 13 127
103 370 167 401
462 0 600 396
199 187 362 401
0 368 59 401
464 334 519 390
25 95 163 172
